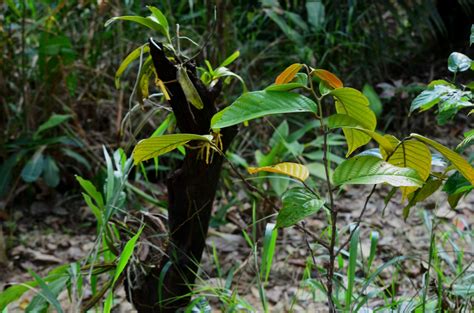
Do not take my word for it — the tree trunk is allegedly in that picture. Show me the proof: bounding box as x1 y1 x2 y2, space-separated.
127 39 236 312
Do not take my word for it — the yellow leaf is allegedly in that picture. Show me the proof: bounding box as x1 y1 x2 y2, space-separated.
132 134 212 165
313 69 343 89
382 139 432 199
247 162 309 182
275 63 303 85
411 134 474 185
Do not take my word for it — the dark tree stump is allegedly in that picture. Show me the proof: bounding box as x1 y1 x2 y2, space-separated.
127 39 237 312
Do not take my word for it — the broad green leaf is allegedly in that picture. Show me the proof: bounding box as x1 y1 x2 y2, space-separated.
34 114 72 137
443 171 473 196
132 134 213 164
219 51 240 68
362 84 382 117
327 114 393 154
42 156 60 187
21 150 45 183
247 162 309 182
410 89 440 113
115 44 149 89
211 90 317 129
177 66 204 109
329 88 376 156
105 16 167 36
381 139 432 199
276 187 325 228
448 52 472 73
411 134 474 184
313 69 343 89
275 63 303 85
333 155 423 187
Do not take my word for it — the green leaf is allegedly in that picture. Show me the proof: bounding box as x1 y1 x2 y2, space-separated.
146 6 169 37
276 187 325 228
42 156 60 187
20 150 45 183
28 270 64 313
115 44 149 89
261 223 277 283
410 89 440 113
306 0 325 29
132 134 213 164
113 228 143 284
456 129 474 152
333 155 423 187
329 88 376 156
26 276 68 313
34 114 72 137
443 171 473 195
362 84 382 117
75 175 104 210
448 52 472 73
327 114 394 154
346 227 360 309
219 51 240 68
403 178 444 218
411 134 474 185
105 16 167 36
211 90 317 129
265 82 306 91
471 24 474 46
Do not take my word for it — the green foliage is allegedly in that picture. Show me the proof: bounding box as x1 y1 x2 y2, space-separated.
276 187 325 228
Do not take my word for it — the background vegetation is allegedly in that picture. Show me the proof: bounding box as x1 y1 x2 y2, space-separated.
0 0 473 312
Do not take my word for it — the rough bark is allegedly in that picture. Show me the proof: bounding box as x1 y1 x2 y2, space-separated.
128 39 236 312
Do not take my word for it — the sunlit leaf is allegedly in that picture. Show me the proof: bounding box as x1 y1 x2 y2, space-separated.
333 155 423 187
132 134 212 164
411 134 474 184
313 69 343 89
219 51 240 68
275 63 303 85
211 90 317 129
265 82 306 91
248 162 309 182
105 16 167 37
146 6 169 38
381 138 432 199
276 187 325 228
327 114 393 154
329 88 376 156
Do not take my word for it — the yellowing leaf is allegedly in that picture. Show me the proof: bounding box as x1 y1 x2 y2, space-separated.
313 69 343 89
275 63 303 85
115 44 150 89
248 162 309 182
411 134 474 184
330 88 376 156
132 134 212 165
382 139 432 199
177 65 204 109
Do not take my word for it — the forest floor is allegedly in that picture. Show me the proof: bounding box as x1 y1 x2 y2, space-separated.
0 177 472 312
